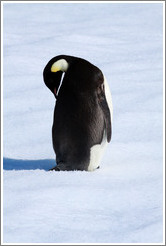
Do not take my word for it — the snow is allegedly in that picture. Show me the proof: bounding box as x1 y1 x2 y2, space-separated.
2 2 164 244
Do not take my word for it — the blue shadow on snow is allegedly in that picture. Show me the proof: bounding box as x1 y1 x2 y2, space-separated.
3 158 56 171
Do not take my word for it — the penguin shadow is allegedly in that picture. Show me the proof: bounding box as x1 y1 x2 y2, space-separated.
3 157 56 171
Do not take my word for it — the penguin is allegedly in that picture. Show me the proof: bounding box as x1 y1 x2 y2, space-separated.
43 55 113 171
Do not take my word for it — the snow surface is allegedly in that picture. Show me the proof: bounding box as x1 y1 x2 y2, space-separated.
2 2 164 244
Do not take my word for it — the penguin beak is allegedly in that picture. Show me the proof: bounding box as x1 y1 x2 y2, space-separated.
54 88 58 99
43 70 63 99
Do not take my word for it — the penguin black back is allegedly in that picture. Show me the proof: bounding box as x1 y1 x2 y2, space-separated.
43 55 112 171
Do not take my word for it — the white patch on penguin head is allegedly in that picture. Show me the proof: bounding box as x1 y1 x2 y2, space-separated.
51 59 69 73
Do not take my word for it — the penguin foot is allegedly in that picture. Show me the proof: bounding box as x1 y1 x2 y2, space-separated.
49 162 68 171
49 166 61 171
49 164 100 171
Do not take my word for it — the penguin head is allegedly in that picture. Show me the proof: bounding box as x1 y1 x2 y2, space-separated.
43 55 69 98
43 55 104 98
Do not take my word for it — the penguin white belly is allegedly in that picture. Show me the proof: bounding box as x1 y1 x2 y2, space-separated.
88 130 107 171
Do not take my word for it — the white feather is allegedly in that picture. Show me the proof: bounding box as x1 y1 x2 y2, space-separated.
88 130 107 171
104 75 113 122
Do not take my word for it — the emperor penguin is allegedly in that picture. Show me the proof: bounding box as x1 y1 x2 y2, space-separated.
43 55 113 171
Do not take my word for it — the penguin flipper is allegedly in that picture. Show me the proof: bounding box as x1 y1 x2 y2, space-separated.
97 85 112 142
